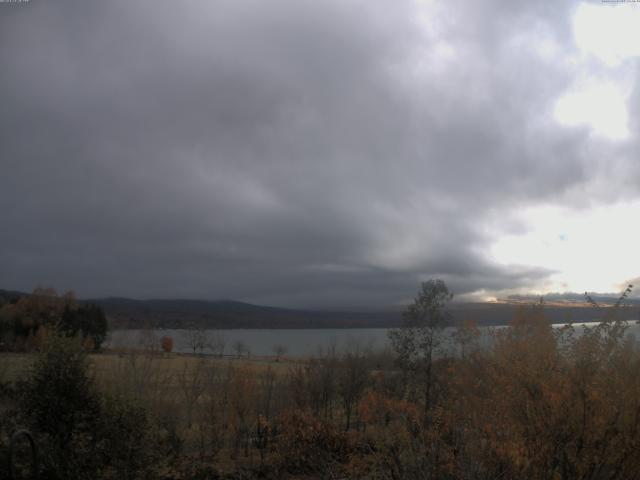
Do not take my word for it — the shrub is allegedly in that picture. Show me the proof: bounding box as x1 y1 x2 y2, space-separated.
272 410 352 476
160 335 174 353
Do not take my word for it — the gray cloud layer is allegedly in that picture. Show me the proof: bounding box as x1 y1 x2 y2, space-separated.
1 0 637 306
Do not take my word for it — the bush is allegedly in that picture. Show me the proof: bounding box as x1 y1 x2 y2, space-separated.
95 395 165 480
160 336 174 353
271 410 352 476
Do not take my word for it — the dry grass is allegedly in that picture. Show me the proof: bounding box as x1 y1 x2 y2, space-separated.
0 351 300 394
0 352 34 382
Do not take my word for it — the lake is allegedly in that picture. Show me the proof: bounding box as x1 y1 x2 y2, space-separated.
106 321 640 357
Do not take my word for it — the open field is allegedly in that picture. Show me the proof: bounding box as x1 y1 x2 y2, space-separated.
0 350 300 385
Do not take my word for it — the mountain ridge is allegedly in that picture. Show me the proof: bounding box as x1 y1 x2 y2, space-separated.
2 289 638 329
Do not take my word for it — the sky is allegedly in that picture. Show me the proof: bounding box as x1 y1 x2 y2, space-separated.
1 0 639 308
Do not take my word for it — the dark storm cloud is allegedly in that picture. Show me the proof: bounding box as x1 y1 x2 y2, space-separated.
0 0 628 306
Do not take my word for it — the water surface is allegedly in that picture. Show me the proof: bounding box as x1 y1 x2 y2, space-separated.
107 321 640 357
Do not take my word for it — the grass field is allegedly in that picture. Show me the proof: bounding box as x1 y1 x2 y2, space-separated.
1 350 300 382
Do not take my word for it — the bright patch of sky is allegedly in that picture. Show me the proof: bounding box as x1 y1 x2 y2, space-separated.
573 3 640 66
553 2 639 141
554 81 630 140
490 201 640 295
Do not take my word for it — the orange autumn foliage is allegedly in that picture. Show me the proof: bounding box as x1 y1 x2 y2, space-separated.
160 335 174 353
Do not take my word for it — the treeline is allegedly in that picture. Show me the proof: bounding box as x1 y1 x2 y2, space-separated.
2 281 640 479
0 287 108 351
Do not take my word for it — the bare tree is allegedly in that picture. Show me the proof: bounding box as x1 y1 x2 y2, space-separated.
137 324 159 354
258 366 277 421
177 358 206 427
272 344 287 361
200 361 225 460
209 330 226 357
106 349 171 411
388 279 453 425
338 346 370 431
452 319 481 359
233 340 247 358
183 325 209 355
287 349 338 420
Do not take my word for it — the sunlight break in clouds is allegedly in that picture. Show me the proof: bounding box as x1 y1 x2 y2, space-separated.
573 2 640 67
552 2 640 141
490 202 640 296
554 81 630 140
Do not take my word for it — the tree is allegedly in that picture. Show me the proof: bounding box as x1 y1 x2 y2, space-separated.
228 366 256 458
16 331 168 479
16 332 101 478
452 319 481 359
160 335 174 353
177 359 206 427
137 323 159 354
234 340 248 358
18 332 98 432
183 325 208 355
388 279 452 424
0 288 107 351
209 330 226 357
60 303 108 350
338 349 369 430
272 344 287 361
